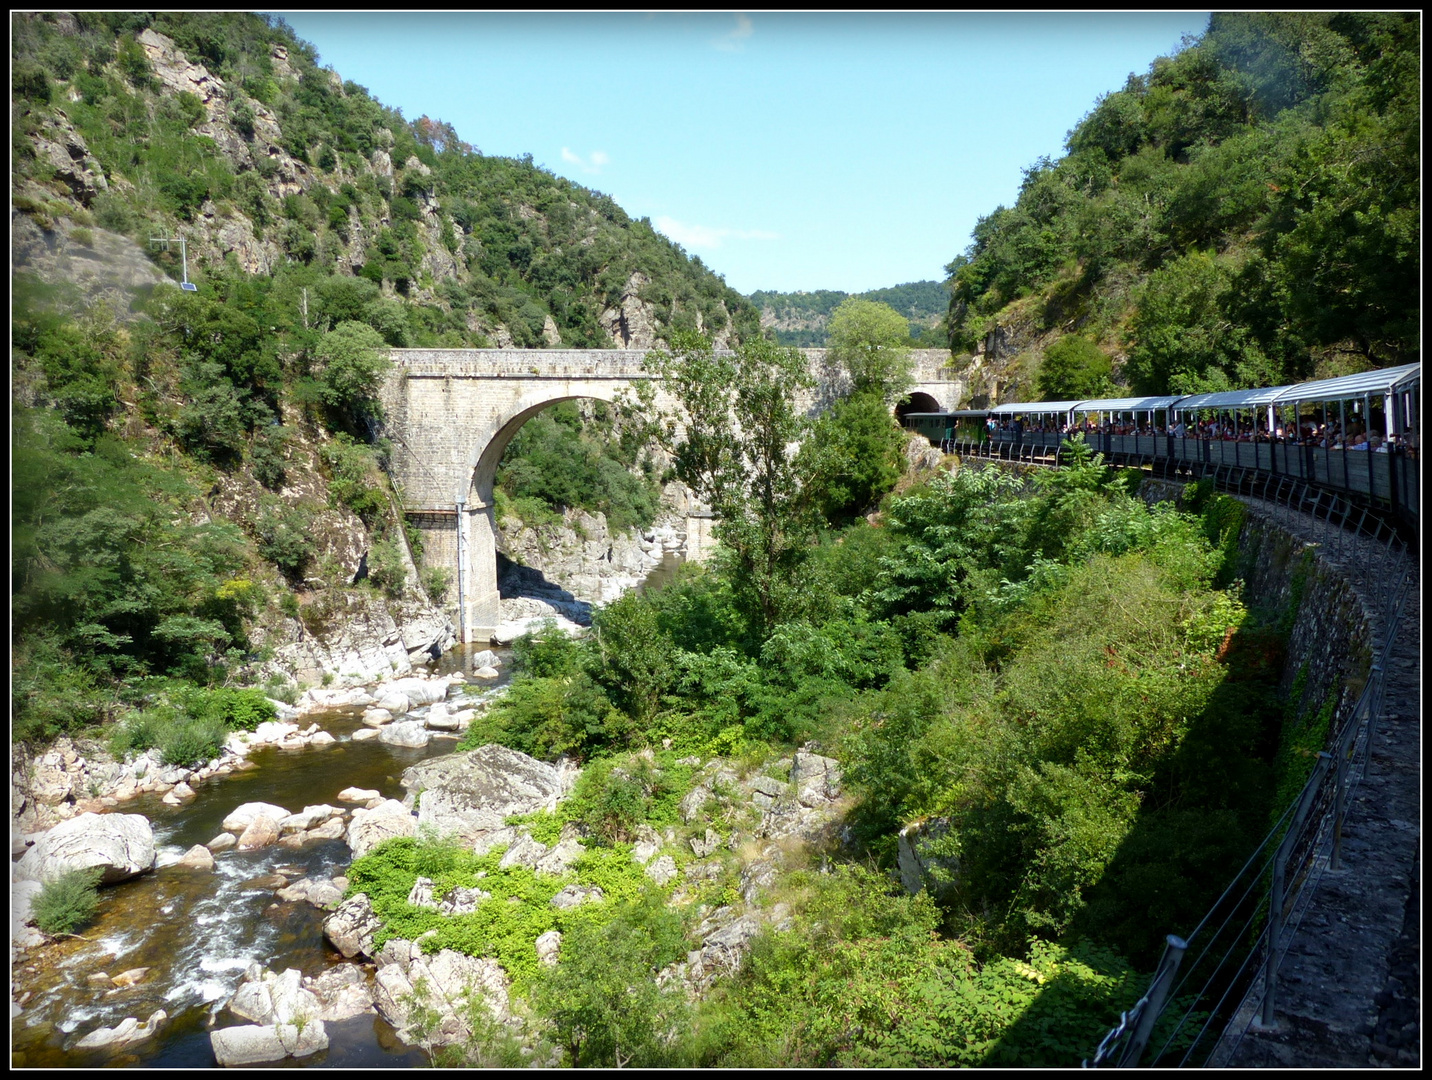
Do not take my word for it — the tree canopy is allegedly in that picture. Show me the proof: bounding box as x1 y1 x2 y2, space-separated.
826 298 915 404
943 12 1419 387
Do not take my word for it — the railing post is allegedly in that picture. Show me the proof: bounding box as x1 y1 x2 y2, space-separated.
1260 837 1287 1030
1330 734 1350 871
1118 935 1189 1067
1363 662 1384 780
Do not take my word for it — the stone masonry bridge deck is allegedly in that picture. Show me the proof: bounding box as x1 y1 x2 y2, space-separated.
378 347 963 642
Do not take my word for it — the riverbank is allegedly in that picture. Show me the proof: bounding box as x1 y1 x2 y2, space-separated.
10 657 516 1066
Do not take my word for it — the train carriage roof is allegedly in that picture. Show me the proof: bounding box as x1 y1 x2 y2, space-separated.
1271 363 1420 404
1069 395 1184 411
987 400 1087 414
1174 386 1292 409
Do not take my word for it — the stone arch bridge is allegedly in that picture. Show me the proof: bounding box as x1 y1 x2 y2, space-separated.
379 347 963 642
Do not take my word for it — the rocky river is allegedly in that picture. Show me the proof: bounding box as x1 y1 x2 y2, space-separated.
9 646 518 1068
10 542 871 1068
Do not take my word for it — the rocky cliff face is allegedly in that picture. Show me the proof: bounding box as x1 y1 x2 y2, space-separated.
497 502 694 609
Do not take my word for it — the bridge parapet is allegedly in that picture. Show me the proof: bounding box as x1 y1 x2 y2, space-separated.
390 347 715 379
388 347 961 385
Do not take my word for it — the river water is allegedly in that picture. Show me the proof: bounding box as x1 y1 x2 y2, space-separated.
10 656 514 1069
12 555 688 1068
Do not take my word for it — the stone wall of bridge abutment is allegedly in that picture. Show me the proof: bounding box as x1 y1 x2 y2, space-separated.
378 347 965 642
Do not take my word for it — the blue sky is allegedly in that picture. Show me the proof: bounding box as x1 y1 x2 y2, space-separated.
276 12 1210 296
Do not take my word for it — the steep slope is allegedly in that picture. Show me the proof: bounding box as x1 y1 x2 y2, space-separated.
10 10 771 746
941 12 1418 404
12 11 760 348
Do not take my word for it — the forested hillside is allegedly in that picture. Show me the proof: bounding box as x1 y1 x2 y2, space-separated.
943 12 1418 400
749 280 948 347
9 9 758 748
12 11 759 349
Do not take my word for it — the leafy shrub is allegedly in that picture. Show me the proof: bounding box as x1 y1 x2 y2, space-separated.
420 566 450 602
158 714 228 765
191 686 276 731
256 502 316 580
14 61 51 103
159 173 209 220
532 894 692 1067
366 535 407 597
109 36 149 87
230 98 256 139
108 702 229 766
31 867 103 936
319 433 387 525
564 755 691 844
249 424 289 489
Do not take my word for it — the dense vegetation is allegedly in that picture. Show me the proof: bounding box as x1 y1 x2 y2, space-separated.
10 9 765 745
373 424 1302 1065
494 400 662 534
11 10 1385 1068
945 12 1419 393
9 270 393 744
375 323 1307 1066
750 280 949 347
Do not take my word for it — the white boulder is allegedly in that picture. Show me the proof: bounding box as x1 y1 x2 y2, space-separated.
14 813 155 885
346 800 415 857
378 721 431 748
222 802 291 833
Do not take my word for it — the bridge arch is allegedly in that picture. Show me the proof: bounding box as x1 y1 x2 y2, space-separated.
380 347 967 641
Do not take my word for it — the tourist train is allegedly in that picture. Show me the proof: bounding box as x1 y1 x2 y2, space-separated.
901 362 1421 524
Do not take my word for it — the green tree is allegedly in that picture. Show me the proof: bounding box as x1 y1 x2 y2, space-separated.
646 331 814 636
798 390 908 528
1123 251 1271 394
314 320 390 423
826 298 914 404
1036 335 1115 400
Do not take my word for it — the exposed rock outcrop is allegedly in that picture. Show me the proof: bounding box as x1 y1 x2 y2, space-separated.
400 744 579 843
323 894 384 959
599 270 657 348
73 1010 167 1051
26 110 108 203
371 938 511 1046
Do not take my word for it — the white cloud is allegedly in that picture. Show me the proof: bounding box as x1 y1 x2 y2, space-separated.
654 215 778 250
713 12 753 52
560 147 609 174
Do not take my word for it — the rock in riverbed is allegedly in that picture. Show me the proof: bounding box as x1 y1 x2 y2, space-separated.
14 813 155 885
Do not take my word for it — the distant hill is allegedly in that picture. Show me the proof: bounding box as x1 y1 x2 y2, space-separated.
748 280 949 347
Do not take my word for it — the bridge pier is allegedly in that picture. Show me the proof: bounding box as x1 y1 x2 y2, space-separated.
457 498 501 644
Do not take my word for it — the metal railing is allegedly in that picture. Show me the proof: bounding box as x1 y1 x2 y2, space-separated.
1081 514 1412 1067
941 433 1419 530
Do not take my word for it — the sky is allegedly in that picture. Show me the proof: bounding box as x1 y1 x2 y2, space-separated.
275 12 1211 296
